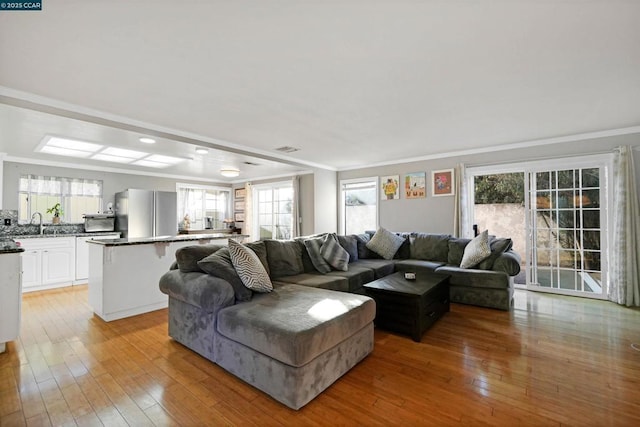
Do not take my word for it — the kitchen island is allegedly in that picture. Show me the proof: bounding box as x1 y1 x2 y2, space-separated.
87 233 247 322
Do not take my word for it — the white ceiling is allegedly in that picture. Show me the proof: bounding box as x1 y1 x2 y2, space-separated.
1 1 639 178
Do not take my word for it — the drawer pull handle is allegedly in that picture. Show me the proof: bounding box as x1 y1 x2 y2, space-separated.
429 311 436 317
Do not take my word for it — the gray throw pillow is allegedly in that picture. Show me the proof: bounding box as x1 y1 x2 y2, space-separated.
355 234 380 259
303 236 332 274
197 248 253 301
410 233 451 262
366 227 405 260
320 233 350 271
228 239 273 293
175 244 225 273
460 230 492 269
477 238 513 270
337 235 358 262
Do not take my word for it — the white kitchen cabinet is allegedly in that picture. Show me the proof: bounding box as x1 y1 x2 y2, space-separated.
0 251 22 353
15 237 75 292
75 234 120 282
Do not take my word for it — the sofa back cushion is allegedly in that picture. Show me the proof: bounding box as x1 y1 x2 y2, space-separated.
176 244 225 273
197 248 254 302
264 239 305 278
410 233 451 262
394 233 411 259
448 238 471 265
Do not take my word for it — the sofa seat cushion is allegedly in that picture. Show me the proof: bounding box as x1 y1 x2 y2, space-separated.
273 274 349 292
436 265 510 289
325 265 374 292
349 259 396 279
395 259 446 273
216 284 376 367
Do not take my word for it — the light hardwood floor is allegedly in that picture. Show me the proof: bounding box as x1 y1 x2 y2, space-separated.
1 285 640 426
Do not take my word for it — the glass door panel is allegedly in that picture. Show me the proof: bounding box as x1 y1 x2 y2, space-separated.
529 166 605 297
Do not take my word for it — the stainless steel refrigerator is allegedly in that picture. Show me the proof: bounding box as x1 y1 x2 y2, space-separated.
114 189 177 238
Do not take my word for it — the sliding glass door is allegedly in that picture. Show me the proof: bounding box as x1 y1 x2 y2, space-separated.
529 167 606 296
468 154 612 299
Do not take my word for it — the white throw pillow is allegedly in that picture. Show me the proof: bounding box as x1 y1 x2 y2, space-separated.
228 239 273 292
366 227 405 260
460 230 492 269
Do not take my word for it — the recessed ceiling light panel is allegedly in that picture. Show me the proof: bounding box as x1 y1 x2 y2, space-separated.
146 154 187 164
91 154 134 164
44 136 103 152
101 147 148 159
40 146 93 158
132 159 167 168
195 147 208 154
139 137 156 144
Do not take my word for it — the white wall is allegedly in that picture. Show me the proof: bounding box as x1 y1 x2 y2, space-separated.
313 168 337 234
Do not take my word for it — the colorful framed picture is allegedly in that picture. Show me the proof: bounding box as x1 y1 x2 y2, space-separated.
432 169 455 196
234 188 246 198
404 172 426 199
380 175 400 200
234 212 245 222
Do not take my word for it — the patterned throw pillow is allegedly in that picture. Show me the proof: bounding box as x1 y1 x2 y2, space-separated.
460 230 492 269
366 227 405 260
228 239 273 293
320 233 350 271
303 236 332 274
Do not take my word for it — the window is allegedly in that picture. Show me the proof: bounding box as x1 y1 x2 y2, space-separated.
176 183 231 229
19 175 103 224
253 182 293 240
339 178 378 235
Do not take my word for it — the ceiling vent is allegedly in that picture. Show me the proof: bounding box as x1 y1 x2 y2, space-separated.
275 146 300 153
243 161 260 166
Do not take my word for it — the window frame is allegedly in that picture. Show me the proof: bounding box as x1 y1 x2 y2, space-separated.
251 180 294 240
339 177 379 235
18 174 103 224
176 182 232 230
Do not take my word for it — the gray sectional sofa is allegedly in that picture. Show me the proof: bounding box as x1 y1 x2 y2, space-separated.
159 231 520 409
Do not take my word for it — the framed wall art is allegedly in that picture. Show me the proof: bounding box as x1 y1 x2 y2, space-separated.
380 175 400 200
431 169 455 196
404 172 426 199
234 188 246 198
234 212 245 222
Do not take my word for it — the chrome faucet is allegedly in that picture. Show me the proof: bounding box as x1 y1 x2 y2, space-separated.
31 212 44 235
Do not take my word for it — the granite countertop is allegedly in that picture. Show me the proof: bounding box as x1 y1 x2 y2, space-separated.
87 233 248 246
8 231 122 240
0 247 24 254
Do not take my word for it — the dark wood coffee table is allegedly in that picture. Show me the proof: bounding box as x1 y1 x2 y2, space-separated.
363 271 450 342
